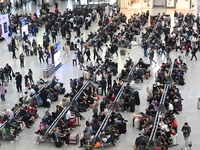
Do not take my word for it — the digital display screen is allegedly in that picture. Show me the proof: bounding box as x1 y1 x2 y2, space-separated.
21 24 29 36
53 42 61 67
54 50 61 67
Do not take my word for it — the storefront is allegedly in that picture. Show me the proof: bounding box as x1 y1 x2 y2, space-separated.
0 14 9 37
118 0 153 8
118 0 198 9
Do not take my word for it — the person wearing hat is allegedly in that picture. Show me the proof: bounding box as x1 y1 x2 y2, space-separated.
79 129 91 148
181 122 191 149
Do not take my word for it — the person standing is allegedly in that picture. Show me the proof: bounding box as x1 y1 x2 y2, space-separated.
149 48 156 65
143 41 148 57
15 72 22 92
64 43 69 56
44 50 50 65
0 84 6 101
107 72 112 88
99 77 107 96
51 30 57 43
71 52 77 66
181 122 191 149
190 45 198 61
179 51 185 64
19 53 25 68
79 54 84 70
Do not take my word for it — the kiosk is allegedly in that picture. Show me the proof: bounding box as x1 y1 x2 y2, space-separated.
0 14 9 38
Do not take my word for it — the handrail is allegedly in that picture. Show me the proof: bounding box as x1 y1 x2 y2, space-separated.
147 62 174 147
94 82 127 139
0 78 54 131
44 81 91 137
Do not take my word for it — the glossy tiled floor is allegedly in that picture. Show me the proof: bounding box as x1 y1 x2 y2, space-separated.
0 1 200 150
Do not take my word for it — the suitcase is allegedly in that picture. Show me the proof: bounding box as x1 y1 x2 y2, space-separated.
176 103 182 111
155 147 162 150
69 133 79 144
134 91 140 105
171 134 178 146
85 140 93 150
8 44 12 51
129 101 135 112
97 87 102 95
197 101 200 109
120 50 126 55
138 145 146 150
30 51 33 56
117 122 126 134
55 139 63 148
134 118 140 129
3 80 8 86
70 118 76 128
145 73 149 79
70 42 74 50
128 44 131 49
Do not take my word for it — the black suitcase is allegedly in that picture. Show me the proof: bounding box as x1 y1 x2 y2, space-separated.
55 139 63 148
128 44 131 49
134 91 140 105
100 101 106 112
129 100 135 112
70 42 74 50
85 24 88 30
117 122 126 134
8 44 12 51
30 51 33 56
120 50 126 55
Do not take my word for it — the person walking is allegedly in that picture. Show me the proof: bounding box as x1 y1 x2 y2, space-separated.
28 69 34 85
0 84 6 101
149 48 156 65
64 43 69 56
185 44 190 56
190 45 198 61
12 45 17 59
4 63 13 81
15 72 22 92
44 50 50 65
85 48 91 62
19 53 25 68
179 51 185 64
38 49 45 63
181 122 191 149
93 47 98 60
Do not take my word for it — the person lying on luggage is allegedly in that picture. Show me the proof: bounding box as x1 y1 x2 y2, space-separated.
79 130 91 148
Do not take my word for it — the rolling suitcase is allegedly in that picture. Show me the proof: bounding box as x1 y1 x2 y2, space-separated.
134 118 140 129
70 118 76 128
85 140 93 150
69 133 79 144
134 91 140 105
197 101 200 109
70 42 74 50
120 50 126 55
117 122 126 134
3 80 8 86
171 134 178 146
129 100 135 112
145 73 149 79
97 87 102 95
128 44 131 49
155 147 162 150
8 44 12 51
176 103 182 111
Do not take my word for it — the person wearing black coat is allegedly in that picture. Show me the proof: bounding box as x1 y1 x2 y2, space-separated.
15 72 22 92
85 48 91 62
99 77 107 96
190 45 198 61
107 72 112 88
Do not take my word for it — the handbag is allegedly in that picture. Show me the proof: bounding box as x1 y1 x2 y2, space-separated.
12 72 16 77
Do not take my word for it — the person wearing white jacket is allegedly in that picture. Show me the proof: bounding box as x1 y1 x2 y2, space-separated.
71 52 77 66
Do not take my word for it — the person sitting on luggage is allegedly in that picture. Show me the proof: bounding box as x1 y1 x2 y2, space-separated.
55 127 69 145
65 108 74 122
99 130 115 147
79 130 91 148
